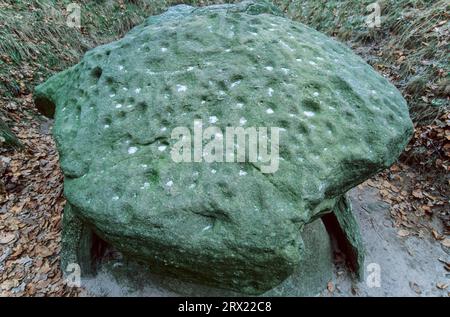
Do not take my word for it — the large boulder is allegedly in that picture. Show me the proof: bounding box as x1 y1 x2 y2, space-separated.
35 0 413 294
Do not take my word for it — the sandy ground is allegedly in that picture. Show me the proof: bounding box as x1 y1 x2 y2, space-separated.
325 186 449 297
80 185 449 297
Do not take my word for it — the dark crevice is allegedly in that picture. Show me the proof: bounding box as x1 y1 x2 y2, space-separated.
321 212 363 279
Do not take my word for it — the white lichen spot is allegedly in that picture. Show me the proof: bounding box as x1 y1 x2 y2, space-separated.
236 103 244 109
128 146 138 154
201 100 206 105
122 87 128 91
116 104 123 109
135 88 141 94
239 117 247 126
225 48 232 52
166 180 173 187
289 113 295 117
187 66 194 71
158 145 167 152
109 94 116 98
160 127 167 132
112 196 119 201
104 124 110 129
189 184 195 189
118 65 124 70
267 88 274 96
296 58 303 62
209 116 218 124
313 92 319 97
141 182 150 189
309 61 317 66
266 108 274 114
239 170 247 176
202 225 212 232
161 47 168 52
281 68 289 74
304 111 315 117
230 80 241 88
265 66 273 71
211 169 217 174
280 40 294 51
176 84 187 92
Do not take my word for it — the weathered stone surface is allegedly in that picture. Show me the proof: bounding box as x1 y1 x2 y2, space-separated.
92 219 331 297
35 0 413 294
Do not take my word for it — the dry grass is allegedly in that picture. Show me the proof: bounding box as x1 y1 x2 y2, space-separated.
0 0 238 98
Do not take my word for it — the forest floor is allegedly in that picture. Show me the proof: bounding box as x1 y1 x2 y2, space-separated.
0 0 449 296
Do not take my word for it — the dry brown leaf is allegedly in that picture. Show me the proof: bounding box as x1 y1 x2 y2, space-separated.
432 230 442 240
34 245 54 258
412 189 424 199
397 229 410 237
327 281 334 293
441 238 450 248
0 233 16 244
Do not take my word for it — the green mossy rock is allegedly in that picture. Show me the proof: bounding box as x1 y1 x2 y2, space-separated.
35 0 412 294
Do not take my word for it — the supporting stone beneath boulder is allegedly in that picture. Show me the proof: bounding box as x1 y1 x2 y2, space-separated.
61 203 107 277
323 194 365 279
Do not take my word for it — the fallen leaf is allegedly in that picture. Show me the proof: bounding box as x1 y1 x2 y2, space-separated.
397 229 410 237
441 238 450 248
409 281 422 294
432 230 442 240
0 233 16 244
412 189 424 199
327 281 334 293
34 245 54 257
